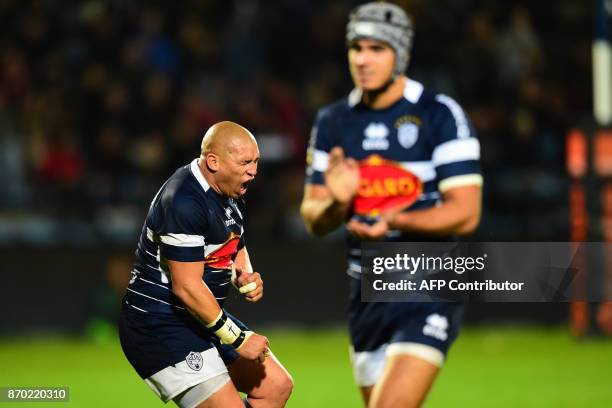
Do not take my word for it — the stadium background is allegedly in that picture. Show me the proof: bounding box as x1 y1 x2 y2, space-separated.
0 0 610 406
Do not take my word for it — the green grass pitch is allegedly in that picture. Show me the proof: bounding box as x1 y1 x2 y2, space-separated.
0 326 610 407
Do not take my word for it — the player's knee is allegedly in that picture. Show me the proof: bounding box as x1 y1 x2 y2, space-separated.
249 369 293 408
273 371 293 405
262 370 293 407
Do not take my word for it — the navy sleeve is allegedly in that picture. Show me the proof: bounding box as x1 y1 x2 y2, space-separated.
305 108 335 185
158 195 208 262
429 94 483 192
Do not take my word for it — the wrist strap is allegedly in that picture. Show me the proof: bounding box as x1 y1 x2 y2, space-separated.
206 310 244 347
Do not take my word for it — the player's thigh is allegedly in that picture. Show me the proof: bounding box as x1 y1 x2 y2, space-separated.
186 378 243 408
228 351 293 398
368 353 440 408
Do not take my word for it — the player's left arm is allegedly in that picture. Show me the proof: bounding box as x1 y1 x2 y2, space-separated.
233 246 263 302
347 183 481 239
384 183 481 235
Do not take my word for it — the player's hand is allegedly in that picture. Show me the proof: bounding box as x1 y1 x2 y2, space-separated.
325 147 359 205
381 209 402 229
347 218 389 240
236 270 263 303
237 332 270 363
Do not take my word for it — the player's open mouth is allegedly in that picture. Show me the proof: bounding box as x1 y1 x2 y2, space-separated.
240 180 252 193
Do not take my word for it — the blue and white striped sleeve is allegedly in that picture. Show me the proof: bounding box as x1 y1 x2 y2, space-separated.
305 109 334 185
159 197 207 262
431 94 483 192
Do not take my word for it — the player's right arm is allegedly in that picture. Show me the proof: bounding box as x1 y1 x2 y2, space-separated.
169 260 269 361
169 260 227 323
159 195 268 361
301 147 359 236
300 183 349 237
300 108 359 236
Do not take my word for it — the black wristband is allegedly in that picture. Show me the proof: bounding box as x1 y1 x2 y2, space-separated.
231 331 247 349
208 312 227 332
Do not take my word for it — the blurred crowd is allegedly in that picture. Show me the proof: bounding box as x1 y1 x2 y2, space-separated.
0 0 593 243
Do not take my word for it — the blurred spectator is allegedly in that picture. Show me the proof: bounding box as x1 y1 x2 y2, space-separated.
0 0 594 243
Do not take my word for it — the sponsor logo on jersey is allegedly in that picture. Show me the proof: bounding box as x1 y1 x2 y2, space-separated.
185 351 203 371
422 313 449 341
353 154 423 216
363 122 390 150
224 206 237 226
205 232 241 269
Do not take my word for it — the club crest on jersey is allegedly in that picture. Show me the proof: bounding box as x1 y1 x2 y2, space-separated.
363 122 389 150
185 351 203 371
397 122 419 149
353 154 423 216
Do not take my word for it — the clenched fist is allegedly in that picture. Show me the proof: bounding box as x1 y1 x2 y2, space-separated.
237 332 270 363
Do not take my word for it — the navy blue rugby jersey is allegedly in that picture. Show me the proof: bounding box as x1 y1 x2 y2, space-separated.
124 158 245 314
305 79 482 276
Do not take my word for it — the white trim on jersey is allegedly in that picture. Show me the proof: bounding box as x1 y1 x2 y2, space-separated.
386 342 445 367
160 267 169 284
399 161 436 183
403 79 424 104
126 288 185 309
204 241 226 257
190 158 211 192
232 199 243 219
311 149 330 172
139 243 159 260
348 88 362 107
128 303 148 313
348 262 362 273
435 94 471 139
439 174 483 192
138 276 170 290
146 227 156 242
348 79 424 107
160 233 205 247
432 138 480 166
144 347 228 402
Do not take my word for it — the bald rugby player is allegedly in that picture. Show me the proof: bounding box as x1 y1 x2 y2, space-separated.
119 121 293 408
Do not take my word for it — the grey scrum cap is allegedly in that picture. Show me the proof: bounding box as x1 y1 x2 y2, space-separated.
346 2 414 77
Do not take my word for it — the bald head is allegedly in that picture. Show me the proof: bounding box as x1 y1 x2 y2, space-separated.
200 121 257 159
198 121 259 198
